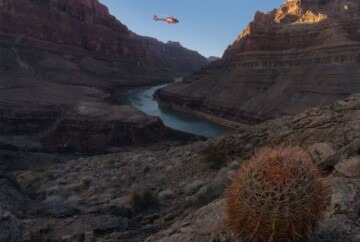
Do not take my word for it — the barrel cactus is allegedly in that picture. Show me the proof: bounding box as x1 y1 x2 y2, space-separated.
226 146 326 242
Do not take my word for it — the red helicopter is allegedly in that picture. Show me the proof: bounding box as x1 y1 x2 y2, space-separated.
153 15 179 24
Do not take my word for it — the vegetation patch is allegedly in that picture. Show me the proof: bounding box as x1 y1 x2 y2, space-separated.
190 184 224 208
199 143 228 169
131 190 159 212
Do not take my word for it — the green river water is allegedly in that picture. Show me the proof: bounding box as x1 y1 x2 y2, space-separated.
123 82 233 137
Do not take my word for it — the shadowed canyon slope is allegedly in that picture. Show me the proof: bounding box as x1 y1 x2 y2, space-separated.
0 0 208 151
156 0 360 123
2 93 360 242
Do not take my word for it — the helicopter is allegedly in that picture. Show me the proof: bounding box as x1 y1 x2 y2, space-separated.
153 15 179 24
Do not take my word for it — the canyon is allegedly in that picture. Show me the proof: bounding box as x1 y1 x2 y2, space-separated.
1 0 360 241
156 0 360 124
1 91 360 242
0 0 208 152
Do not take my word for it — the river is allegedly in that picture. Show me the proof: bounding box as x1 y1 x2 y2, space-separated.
123 81 233 137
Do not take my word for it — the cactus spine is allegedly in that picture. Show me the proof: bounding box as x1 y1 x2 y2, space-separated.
226 146 326 242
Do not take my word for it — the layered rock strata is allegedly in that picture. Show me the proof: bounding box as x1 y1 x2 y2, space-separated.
0 0 208 75
156 0 360 123
0 0 208 151
42 102 166 152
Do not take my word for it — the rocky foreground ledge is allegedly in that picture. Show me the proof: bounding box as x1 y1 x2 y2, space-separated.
148 93 360 242
1 93 360 241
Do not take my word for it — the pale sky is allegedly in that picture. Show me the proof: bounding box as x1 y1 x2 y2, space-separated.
100 0 285 57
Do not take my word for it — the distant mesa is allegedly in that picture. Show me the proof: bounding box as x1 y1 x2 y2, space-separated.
166 41 183 47
207 56 220 62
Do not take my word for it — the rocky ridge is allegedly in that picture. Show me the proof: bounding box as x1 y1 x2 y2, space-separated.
1 93 359 241
147 93 360 242
156 0 360 124
0 0 209 151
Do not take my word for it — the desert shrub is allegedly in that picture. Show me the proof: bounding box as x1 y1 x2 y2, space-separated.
131 190 158 212
190 184 224 208
45 171 55 180
200 143 227 169
81 176 92 187
319 0 328 5
226 146 327 242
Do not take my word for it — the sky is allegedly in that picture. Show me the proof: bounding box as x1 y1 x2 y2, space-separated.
100 0 285 58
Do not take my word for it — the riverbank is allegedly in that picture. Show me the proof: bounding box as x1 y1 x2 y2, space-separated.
124 82 233 137
111 77 184 105
156 100 248 129
107 79 174 105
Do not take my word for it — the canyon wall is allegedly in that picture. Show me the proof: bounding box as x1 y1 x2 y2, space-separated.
0 0 208 77
0 0 208 151
156 0 360 123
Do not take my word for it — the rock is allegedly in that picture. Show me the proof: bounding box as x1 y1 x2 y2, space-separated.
28 214 131 241
335 156 360 177
146 199 235 242
41 195 64 209
16 170 35 184
41 102 166 152
165 165 173 172
0 207 30 242
307 143 337 165
155 0 360 124
0 170 28 212
330 177 360 213
316 214 360 242
214 94 360 160
36 195 79 218
140 213 160 225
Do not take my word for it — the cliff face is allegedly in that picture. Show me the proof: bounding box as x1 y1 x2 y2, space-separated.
138 37 210 75
0 0 208 151
156 0 360 123
41 102 167 152
0 0 208 75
